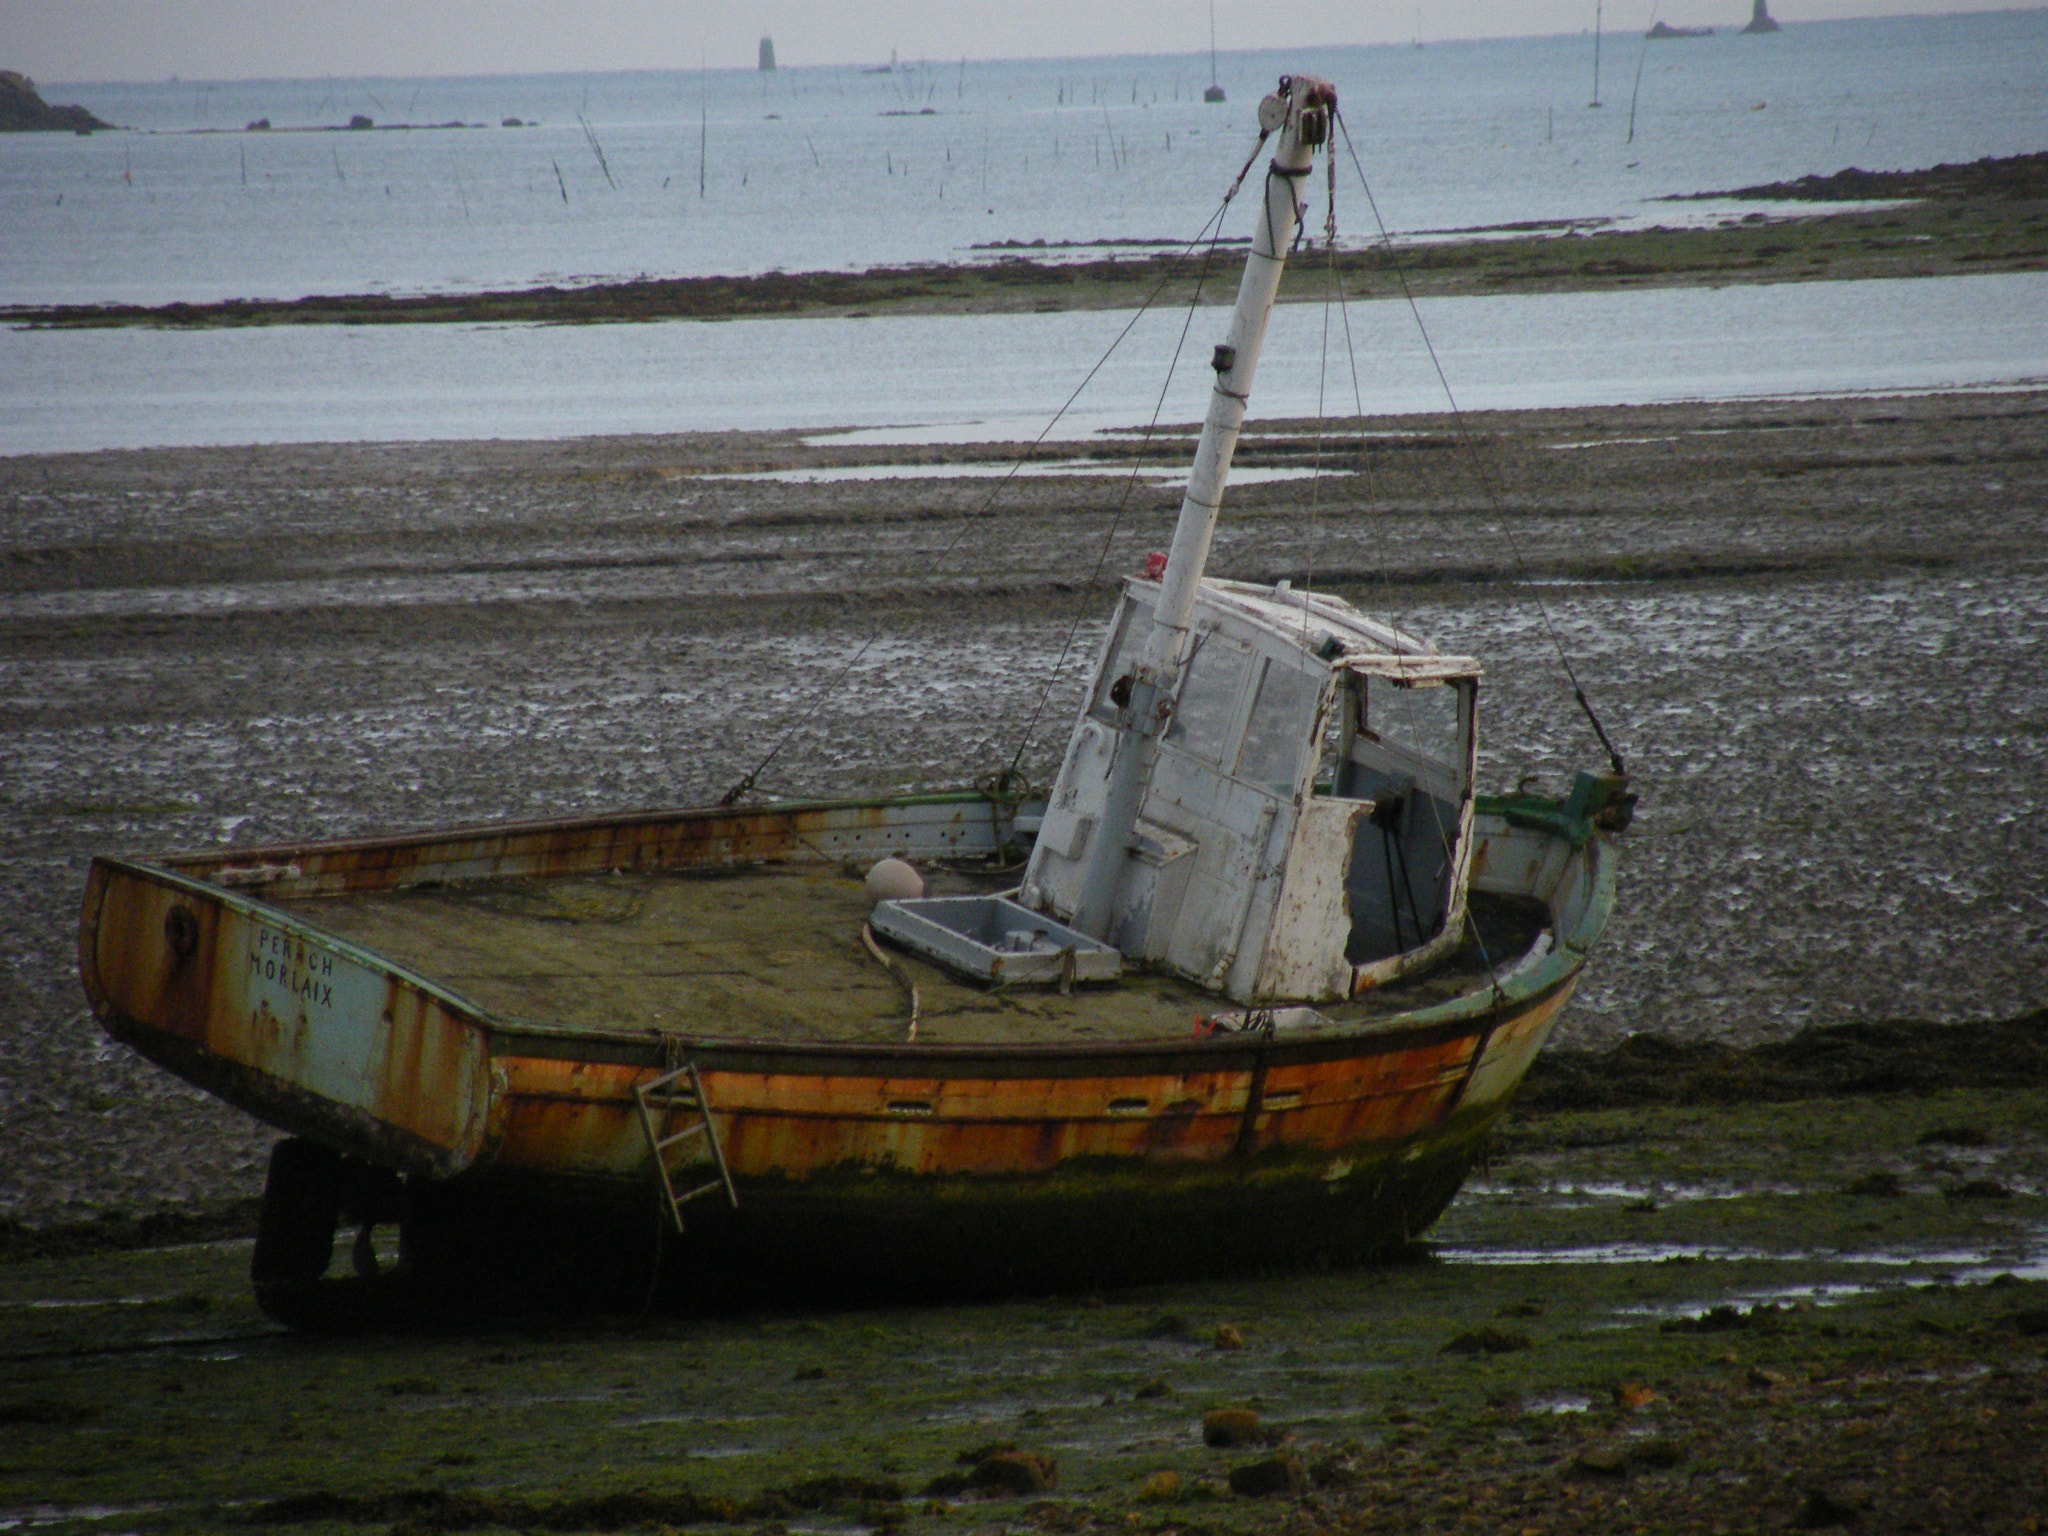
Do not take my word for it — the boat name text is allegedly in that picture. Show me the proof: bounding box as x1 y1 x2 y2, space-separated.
247 925 335 1007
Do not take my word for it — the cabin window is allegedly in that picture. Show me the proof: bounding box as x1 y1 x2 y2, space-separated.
1087 603 1150 724
1236 661 1322 793
1165 637 1250 764
1361 675 1461 770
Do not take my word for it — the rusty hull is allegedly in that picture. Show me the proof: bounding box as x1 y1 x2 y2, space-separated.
80 788 1612 1295
482 985 1574 1188
392 979 1584 1304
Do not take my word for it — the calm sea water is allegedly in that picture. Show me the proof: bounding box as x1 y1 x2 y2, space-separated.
3 12 2045 455
5 274 2045 457
6 12 2046 307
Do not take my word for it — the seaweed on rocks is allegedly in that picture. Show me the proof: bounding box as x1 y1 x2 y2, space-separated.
1520 1009 2048 1111
1684 151 2048 203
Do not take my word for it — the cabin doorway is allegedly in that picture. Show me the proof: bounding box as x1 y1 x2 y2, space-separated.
1333 672 1473 964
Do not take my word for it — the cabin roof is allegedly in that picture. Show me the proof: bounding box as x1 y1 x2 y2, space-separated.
1125 575 1482 680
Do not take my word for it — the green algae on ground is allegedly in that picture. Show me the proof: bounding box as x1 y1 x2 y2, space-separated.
0 1085 2041 1533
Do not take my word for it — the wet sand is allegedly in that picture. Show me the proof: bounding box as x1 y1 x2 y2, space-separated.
2 388 2046 1225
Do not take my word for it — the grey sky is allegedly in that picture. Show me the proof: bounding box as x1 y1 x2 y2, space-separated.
6 1 2035 83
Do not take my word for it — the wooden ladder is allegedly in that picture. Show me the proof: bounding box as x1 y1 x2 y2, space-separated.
634 1060 738 1232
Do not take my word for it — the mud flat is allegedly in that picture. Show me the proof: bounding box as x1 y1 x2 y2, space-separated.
2 386 2045 1533
0 1083 2042 1535
1 388 2044 1232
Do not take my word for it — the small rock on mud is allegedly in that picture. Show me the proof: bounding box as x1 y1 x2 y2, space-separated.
1228 1455 1308 1498
1202 1407 1267 1447
967 1450 1056 1496
1443 1325 1533 1355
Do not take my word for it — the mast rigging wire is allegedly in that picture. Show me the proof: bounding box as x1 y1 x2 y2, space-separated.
721 132 1276 806
1331 107 1627 780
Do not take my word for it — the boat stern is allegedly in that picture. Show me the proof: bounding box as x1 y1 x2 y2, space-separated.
79 857 493 1177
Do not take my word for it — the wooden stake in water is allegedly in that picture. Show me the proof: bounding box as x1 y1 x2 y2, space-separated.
1627 4 1657 143
578 115 617 189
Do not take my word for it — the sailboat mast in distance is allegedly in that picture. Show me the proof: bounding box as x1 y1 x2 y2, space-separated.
1590 0 1604 107
1204 0 1226 102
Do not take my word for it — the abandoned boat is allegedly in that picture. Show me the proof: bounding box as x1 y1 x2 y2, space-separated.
79 75 1630 1324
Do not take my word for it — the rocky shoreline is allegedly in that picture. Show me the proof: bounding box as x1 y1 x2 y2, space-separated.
0 70 111 134
1687 149 2048 203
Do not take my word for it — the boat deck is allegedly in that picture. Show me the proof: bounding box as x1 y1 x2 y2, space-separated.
276 860 1550 1046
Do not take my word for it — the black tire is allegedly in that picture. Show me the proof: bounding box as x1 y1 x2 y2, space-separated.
251 1138 342 1287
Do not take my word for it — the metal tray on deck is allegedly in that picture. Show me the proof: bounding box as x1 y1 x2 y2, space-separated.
870 895 1122 987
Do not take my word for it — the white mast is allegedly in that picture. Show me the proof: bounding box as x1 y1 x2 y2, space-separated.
1069 75 1335 940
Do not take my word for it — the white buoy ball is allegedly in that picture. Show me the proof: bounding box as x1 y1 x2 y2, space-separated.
864 857 925 904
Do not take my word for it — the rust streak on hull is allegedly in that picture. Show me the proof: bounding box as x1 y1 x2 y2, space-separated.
82 860 493 1177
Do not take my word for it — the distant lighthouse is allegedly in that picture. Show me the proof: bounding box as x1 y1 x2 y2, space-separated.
758 36 777 71
1742 1 1781 33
